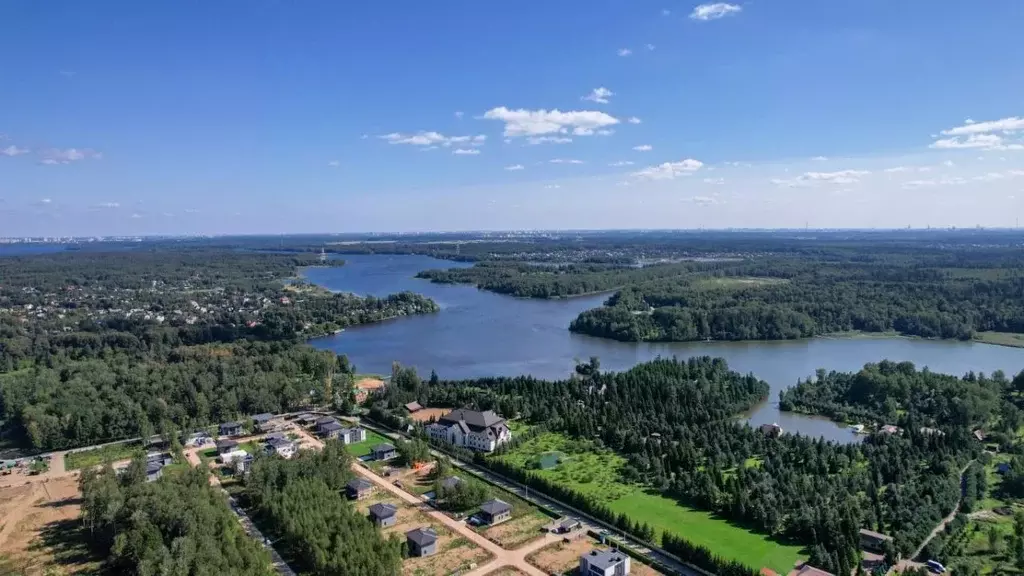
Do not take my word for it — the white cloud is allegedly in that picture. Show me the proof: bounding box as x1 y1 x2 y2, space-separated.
811 156 828 161
327 160 340 167
772 170 870 187
526 136 573 145
627 117 642 125
690 3 742 21
544 184 561 189
483 107 619 138
633 144 653 152
505 164 525 171
38 148 101 165
609 161 635 167
646 44 656 51
617 48 632 57
131 213 142 219
40 198 52 204
452 148 480 155
582 87 614 105
379 131 486 148
902 176 968 189
454 111 464 119
884 166 910 173
549 158 585 164
596 129 615 136
931 117 1024 150
686 195 720 206
96 202 120 209
633 158 704 180
1 145 29 157
662 9 671 16
703 177 725 185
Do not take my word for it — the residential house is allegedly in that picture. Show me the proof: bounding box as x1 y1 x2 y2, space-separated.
405 527 438 557
219 422 243 437
319 420 345 439
252 413 275 431
425 408 512 452
265 437 296 459
405 401 423 413
216 439 239 455
186 433 213 448
859 528 894 553
579 549 631 576
220 449 248 465
371 443 398 461
973 429 987 442
146 460 165 482
342 426 367 444
879 425 902 435
346 477 376 500
556 518 582 533
235 454 255 474
315 417 339 432
295 413 318 427
759 423 783 438
479 498 512 525
368 503 398 527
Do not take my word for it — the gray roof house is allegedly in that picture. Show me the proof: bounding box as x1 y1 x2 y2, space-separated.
216 439 239 454
319 420 345 438
479 498 512 525
346 477 376 500
371 443 397 461
219 422 243 437
368 503 398 527
314 416 337 430
580 549 631 576
252 413 275 430
145 460 165 482
405 527 438 557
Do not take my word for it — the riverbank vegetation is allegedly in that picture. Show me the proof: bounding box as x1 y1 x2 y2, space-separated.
0 249 438 451
365 357 1002 575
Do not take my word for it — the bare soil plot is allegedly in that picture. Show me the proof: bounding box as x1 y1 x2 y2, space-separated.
0 476 101 575
482 512 550 549
353 494 492 576
483 568 530 576
409 407 450 423
527 536 663 576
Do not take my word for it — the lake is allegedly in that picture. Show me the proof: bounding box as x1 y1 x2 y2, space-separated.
305 254 1024 444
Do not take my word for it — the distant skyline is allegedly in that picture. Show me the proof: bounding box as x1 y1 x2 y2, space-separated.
2 1 1024 235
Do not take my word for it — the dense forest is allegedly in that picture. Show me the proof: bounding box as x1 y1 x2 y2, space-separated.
0 249 436 450
79 459 273 575
368 358 998 575
243 440 404 576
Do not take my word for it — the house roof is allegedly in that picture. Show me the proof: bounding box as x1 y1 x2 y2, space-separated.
347 478 374 492
582 549 628 570
480 498 512 515
795 565 835 576
440 476 463 490
320 421 344 432
406 527 437 546
372 443 396 453
315 417 337 426
267 437 293 449
265 432 286 442
405 401 423 412
252 413 274 423
440 408 506 432
859 528 893 542
216 439 238 451
146 461 164 475
369 503 398 519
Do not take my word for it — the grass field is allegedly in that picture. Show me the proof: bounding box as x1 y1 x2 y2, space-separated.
65 442 143 470
974 331 1024 349
495 432 804 573
693 276 789 290
345 430 392 457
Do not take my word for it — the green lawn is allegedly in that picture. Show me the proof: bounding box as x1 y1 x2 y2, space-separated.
65 442 143 470
974 331 1024 349
495 432 804 573
692 276 789 290
345 430 392 457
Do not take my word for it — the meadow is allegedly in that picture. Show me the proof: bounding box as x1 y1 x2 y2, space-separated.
495 432 804 573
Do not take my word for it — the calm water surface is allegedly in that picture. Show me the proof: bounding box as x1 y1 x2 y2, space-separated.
305 254 1024 444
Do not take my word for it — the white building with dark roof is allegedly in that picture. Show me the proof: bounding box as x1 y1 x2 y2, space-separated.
425 408 511 452
580 549 631 576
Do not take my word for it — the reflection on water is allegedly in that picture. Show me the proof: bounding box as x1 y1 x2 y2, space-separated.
305 254 1024 444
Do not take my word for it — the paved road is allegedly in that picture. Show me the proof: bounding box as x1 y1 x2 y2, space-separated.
347 417 703 576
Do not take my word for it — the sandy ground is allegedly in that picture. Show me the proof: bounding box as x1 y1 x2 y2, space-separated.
354 492 491 576
483 568 530 576
527 536 663 576
482 513 550 549
0 475 97 575
409 408 450 423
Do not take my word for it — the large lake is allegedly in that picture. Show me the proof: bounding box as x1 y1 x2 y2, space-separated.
306 254 1024 444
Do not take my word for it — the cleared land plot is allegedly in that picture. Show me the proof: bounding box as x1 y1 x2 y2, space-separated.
483 568 529 576
409 408 450 423
353 493 491 576
527 536 663 576
482 511 550 549
65 442 142 470
0 476 102 575
692 276 788 290
497 432 803 574
346 430 393 458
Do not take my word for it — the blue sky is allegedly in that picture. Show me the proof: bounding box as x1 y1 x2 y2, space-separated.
2 0 1024 235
